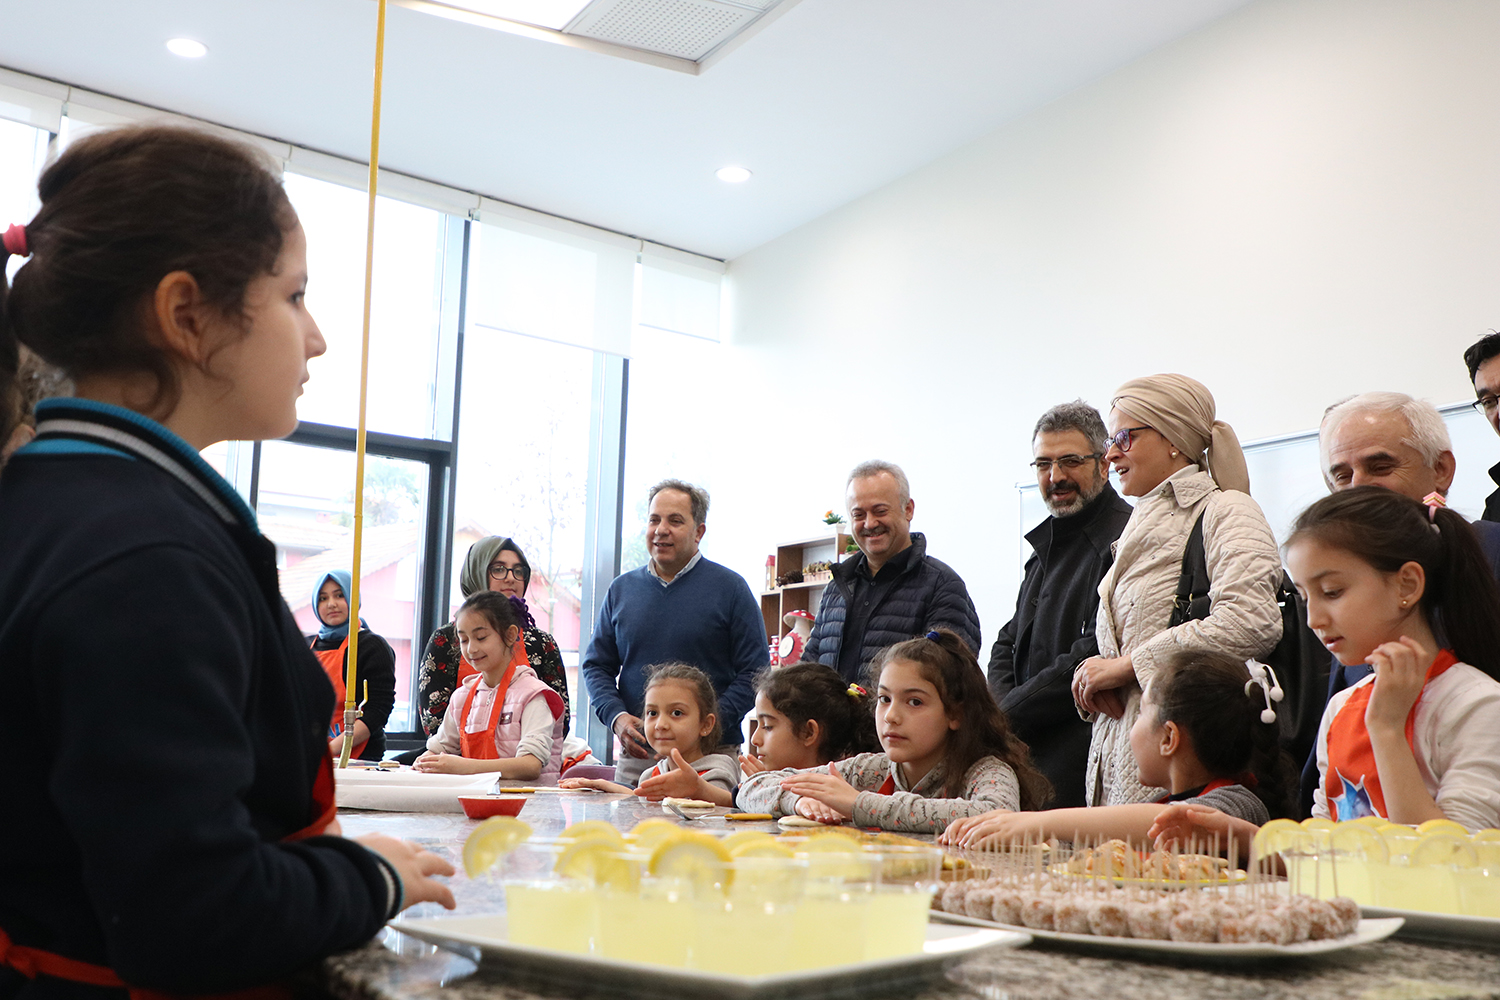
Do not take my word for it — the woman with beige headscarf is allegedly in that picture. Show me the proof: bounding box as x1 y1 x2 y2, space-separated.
1070 374 1283 806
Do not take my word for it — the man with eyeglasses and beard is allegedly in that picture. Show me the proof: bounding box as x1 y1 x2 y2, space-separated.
1464 332 1500 523
987 400 1133 808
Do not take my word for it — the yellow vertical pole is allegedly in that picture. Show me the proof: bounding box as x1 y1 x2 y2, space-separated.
340 0 388 769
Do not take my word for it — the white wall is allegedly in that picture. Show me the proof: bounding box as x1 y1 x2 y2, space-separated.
693 0 1500 649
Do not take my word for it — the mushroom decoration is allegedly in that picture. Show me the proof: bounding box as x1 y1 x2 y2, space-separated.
778 609 815 665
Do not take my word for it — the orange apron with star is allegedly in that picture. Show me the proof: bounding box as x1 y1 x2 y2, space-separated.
0 755 337 1000
1323 649 1457 821
311 638 366 759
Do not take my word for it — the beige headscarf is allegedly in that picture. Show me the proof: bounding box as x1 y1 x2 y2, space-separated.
1112 373 1251 494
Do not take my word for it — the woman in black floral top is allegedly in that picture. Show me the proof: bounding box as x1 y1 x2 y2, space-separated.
416 536 570 736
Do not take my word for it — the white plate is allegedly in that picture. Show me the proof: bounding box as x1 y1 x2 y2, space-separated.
389 914 1029 999
1359 906 1500 944
930 911 1402 960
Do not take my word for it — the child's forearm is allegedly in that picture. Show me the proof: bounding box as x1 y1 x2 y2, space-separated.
1026 804 1168 844
696 776 735 808
1370 725 1448 825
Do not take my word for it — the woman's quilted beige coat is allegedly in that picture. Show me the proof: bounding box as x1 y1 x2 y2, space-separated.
1084 467 1284 805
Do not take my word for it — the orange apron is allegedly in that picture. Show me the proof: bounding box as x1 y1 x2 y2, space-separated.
1 755 337 1000
311 638 366 758
1324 648 1457 821
458 657 521 760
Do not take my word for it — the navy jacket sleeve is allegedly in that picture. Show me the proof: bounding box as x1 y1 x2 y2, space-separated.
925 567 982 655
716 578 771 732
35 546 391 992
581 584 627 727
802 584 839 664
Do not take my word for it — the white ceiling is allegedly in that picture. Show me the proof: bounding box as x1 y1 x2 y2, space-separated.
0 0 1253 260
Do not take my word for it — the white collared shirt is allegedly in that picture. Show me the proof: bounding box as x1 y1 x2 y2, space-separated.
647 549 702 587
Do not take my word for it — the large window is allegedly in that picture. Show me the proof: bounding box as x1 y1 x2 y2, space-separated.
257 439 432 733
283 173 446 439
451 328 593 723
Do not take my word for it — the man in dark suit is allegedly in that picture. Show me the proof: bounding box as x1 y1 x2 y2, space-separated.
988 401 1133 808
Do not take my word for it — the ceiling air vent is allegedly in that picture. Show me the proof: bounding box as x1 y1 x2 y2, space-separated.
566 0 779 63
392 0 797 73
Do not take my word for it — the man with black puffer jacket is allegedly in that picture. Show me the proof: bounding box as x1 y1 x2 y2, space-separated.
803 460 981 682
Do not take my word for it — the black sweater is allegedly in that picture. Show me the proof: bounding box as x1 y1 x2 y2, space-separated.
0 400 394 1000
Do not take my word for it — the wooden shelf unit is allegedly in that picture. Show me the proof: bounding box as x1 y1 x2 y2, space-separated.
760 532 854 646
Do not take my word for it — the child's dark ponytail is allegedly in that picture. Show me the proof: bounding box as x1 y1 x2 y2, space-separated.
755 662 880 763
1288 486 1500 681
870 629 1052 808
1152 652 1297 819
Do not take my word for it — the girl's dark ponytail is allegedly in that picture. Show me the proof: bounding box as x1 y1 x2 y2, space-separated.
1288 486 1500 682
1152 651 1297 819
756 662 880 762
1428 506 1500 681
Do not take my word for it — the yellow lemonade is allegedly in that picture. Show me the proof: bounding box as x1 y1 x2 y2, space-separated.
788 885 868 971
862 887 931 961
505 882 597 953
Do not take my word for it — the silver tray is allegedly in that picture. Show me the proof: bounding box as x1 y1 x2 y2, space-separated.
1359 906 1500 945
389 914 1029 999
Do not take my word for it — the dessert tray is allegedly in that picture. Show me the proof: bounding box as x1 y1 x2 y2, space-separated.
930 911 1402 961
389 914 1029 999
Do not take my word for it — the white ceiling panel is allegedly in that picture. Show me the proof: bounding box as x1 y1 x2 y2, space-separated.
0 0 1253 259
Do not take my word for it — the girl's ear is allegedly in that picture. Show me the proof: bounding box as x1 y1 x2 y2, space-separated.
505 624 521 647
1158 720 1182 758
798 719 822 749
699 712 717 739
1396 560 1427 608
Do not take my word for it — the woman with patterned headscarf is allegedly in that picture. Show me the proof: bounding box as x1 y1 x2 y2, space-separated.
415 536 570 737
1070 374 1284 806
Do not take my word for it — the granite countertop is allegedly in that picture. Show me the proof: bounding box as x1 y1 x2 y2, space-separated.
323 789 1500 1000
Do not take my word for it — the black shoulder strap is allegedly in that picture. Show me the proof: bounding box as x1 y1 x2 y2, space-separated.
1171 512 1211 625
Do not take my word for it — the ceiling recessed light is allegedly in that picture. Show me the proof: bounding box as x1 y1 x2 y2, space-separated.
166 38 209 59
716 165 752 183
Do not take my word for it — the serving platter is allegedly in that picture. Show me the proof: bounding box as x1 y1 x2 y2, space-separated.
930 911 1402 961
389 914 1029 999
1358 906 1500 945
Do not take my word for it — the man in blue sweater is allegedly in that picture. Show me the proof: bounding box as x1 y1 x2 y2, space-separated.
582 479 769 784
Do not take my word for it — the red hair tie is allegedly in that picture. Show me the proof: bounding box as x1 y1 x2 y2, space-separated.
2 224 27 257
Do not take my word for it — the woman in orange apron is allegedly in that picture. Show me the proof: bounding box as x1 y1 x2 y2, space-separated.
308 570 396 761
0 125 454 1000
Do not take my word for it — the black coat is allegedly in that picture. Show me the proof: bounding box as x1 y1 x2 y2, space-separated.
0 400 394 999
987 485 1133 809
1485 460 1500 523
803 532 981 681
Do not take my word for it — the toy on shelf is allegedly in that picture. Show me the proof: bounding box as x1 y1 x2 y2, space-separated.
779 610 815 665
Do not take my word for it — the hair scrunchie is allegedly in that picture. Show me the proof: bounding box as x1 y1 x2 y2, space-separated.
2 224 27 257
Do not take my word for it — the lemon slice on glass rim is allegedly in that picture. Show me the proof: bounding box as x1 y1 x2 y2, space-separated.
462 816 532 877
722 831 789 858
650 831 733 893
556 820 625 846
555 834 640 890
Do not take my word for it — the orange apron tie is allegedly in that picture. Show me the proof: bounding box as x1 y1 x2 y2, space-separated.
1324 648 1458 820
